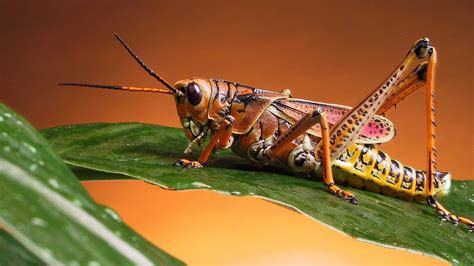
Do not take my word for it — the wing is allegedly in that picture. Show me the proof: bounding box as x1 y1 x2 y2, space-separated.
269 98 396 144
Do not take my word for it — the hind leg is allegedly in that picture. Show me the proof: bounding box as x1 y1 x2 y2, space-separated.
313 42 426 166
421 47 473 230
363 40 472 230
311 39 442 204
269 39 434 203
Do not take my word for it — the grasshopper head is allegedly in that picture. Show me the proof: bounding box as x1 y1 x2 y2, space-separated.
173 78 213 148
74 35 215 153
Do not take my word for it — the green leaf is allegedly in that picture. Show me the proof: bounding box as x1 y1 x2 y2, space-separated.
0 104 184 266
42 122 474 265
0 229 43 265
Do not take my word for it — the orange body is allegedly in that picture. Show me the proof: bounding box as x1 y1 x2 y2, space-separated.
172 78 450 200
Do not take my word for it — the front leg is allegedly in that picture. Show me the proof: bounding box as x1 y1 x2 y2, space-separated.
174 159 205 168
175 116 234 168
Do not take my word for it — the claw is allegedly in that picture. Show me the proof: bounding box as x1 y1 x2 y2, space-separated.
349 196 358 205
428 195 474 231
327 184 357 204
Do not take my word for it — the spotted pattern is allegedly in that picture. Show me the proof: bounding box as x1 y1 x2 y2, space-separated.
353 145 376 173
272 99 395 145
317 51 419 162
339 144 361 163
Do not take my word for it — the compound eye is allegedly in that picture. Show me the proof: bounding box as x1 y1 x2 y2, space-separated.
186 82 202 106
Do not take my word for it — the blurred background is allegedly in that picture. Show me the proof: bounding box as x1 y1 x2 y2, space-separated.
0 0 471 264
1 0 472 179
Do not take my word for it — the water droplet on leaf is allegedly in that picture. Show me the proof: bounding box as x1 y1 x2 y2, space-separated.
104 208 121 222
31 217 47 227
48 179 60 189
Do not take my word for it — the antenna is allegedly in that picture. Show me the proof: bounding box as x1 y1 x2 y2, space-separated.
113 33 177 94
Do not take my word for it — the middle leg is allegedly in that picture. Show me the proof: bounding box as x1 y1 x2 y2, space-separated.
267 109 358 203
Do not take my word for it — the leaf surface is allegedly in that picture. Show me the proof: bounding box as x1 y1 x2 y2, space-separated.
42 122 474 265
0 105 184 265
0 230 43 265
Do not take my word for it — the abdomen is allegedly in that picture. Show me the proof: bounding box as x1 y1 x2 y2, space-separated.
333 144 451 200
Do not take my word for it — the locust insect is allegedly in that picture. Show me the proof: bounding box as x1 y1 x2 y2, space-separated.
60 34 473 231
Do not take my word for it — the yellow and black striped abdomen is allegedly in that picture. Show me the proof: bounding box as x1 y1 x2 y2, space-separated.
332 144 450 201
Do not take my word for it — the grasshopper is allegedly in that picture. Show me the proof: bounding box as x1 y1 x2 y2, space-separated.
60 34 473 231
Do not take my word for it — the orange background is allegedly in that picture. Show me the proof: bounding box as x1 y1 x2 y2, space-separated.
1 0 471 264
84 180 446 265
